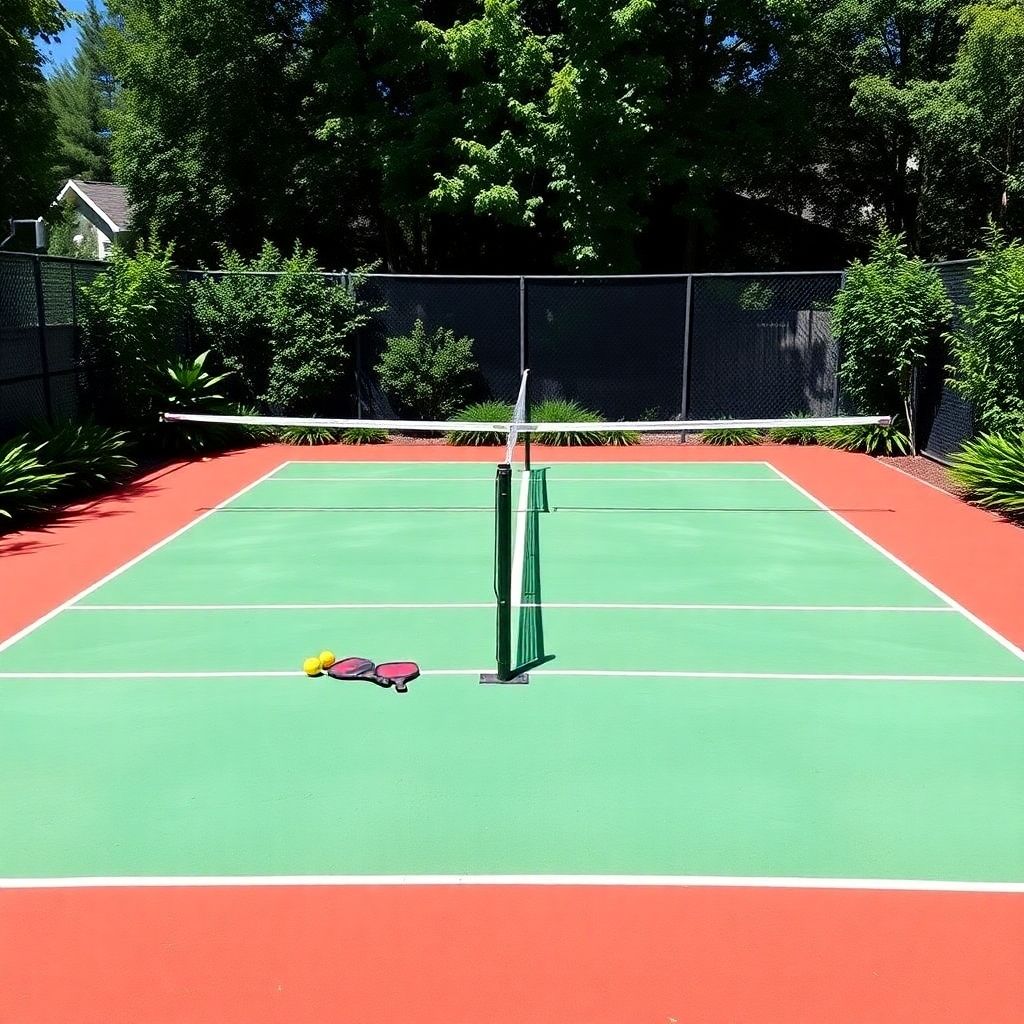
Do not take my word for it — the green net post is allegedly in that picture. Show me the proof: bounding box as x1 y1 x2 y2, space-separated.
495 464 514 680
482 463 528 683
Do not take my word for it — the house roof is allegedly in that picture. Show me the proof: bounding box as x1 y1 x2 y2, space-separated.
55 179 133 234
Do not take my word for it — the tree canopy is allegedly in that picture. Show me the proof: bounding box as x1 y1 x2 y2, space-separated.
10 0 1024 270
1 1 65 221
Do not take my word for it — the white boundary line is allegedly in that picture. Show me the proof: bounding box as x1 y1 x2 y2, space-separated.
0 463 288 656
1 873 1021 892
510 470 530 609
66 603 956 613
767 464 1024 663
3 669 1023 682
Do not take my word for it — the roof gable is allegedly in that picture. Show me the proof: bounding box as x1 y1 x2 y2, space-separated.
56 180 132 233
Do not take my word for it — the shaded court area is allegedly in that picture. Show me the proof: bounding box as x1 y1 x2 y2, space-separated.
1 445 1022 1023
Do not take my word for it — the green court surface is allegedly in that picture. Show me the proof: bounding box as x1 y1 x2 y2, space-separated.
1 460 1022 884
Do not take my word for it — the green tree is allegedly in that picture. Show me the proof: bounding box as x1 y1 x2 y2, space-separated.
47 0 118 183
107 0 314 264
949 225 1024 433
917 2 1024 240
832 228 953 448
794 1 965 255
46 196 99 258
0 1 65 221
420 0 815 270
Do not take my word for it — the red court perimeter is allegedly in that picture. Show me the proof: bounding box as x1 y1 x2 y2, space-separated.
2 443 1023 1024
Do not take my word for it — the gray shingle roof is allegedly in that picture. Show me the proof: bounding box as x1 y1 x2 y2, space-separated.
69 180 133 231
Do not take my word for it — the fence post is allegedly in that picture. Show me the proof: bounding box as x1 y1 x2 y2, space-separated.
520 276 530 470
679 274 693 435
31 255 53 422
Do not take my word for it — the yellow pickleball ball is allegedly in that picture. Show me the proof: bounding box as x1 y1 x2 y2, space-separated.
319 650 336 670
303 656 322 677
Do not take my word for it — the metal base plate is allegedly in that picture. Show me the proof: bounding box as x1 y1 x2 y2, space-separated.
479 673 530 684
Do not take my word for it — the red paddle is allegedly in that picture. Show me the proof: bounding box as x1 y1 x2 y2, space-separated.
326 657 419 693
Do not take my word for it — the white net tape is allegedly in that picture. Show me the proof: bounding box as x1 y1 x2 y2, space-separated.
162 411 890 433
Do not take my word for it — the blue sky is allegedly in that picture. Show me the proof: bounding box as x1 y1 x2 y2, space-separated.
37 0 100 77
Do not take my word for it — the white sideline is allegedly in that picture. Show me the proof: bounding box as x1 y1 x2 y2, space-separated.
767 465 1024 663
1 874 1022 893
3 669 1023 683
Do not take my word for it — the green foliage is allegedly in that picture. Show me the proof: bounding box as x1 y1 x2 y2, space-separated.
446 401 515 445
46 198 99 259
817 422 912 455
107 0 311 264
832 230 953 448
375 319 478 420
700 427 763 446
531 398 639 446
78 238 183 425
949 432 1024 517
949 227 1024 434
278 425 340 446
738 282 774 311
917 2 1024 240
46 0 117 183
0 440 70 521
151 350 248 452
765 413 818 445
0 418 135 525
25 419 134 491
340 427 389 445
189 244 377 416
0 1 64 221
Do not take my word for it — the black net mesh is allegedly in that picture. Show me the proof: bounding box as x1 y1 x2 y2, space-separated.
919 262 976 464
525 277 688 420
687 273 842 419
357 275 521 417
0 253 107 434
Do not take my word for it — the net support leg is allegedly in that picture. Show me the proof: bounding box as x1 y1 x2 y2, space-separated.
481 463 529 684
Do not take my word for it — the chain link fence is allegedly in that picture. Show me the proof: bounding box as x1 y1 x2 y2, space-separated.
0 251 988 458
917 261 976 465
687 273 842 419
0 252 107 434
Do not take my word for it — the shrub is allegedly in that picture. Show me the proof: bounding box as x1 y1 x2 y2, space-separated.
948 226 1024 435
264 252 375 415
531 398 639 446
949 433 1024 517
0 440 70 520
190 244 378 415
375 319 478 420
78 239 184 426
700 427 763 445
765 413 818 445
278 425 340 445
26 419 135 491
151 350 251 452
817 421 912 455
446 401 515 445
46 197 98 259
832 229 953 450
188 244 281 402
340 427 389 445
